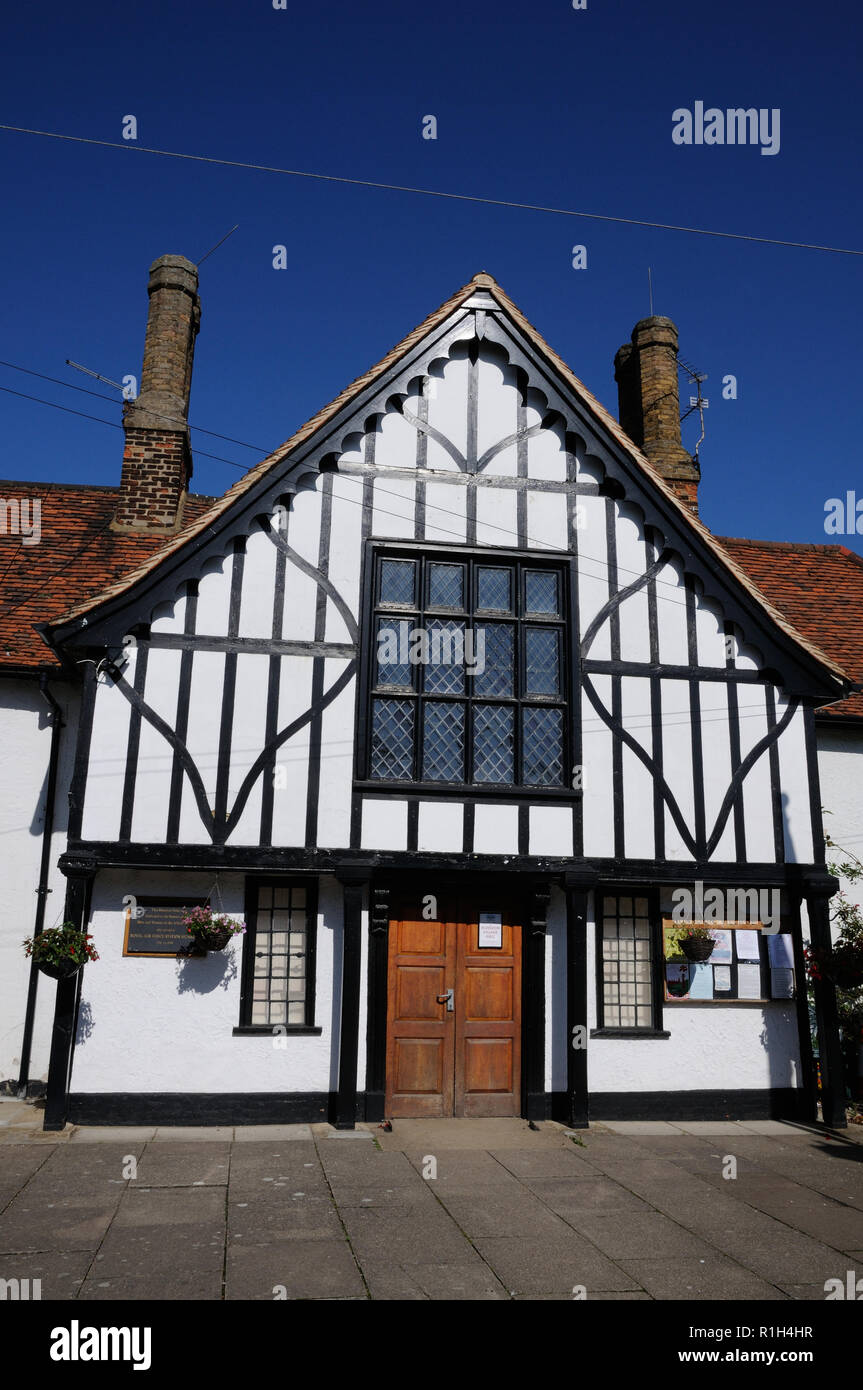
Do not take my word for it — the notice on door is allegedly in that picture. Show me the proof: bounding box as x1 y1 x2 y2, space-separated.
478 913 503 949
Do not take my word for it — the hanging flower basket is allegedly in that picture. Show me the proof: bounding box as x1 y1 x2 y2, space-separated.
805 942 863 992
679 928 717 963
180 905 246 955
22 923 99 979
37 956 85 981
192 925 233 952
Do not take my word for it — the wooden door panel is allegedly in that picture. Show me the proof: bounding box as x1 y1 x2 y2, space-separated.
393 1038 445 1095
399 919 446 954
396 966 447 1020
464 967 513 1020
386 915 454 1117
386 899 522 1119
455 910 521 1118
464 1038 514 1092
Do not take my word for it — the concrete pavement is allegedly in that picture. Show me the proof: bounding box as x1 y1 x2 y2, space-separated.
1 1103 862 1300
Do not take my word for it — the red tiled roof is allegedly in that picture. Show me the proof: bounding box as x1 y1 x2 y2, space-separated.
718 538 863 719
0 482 215 672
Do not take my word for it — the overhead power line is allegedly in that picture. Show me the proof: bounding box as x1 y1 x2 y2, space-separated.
1 124 861 257
0 372 699 616
0 363 821 635
0 359 269 452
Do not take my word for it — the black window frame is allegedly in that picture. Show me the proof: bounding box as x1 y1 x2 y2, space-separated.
234 876 322 1036
356 543 572 797
591 885 669 1038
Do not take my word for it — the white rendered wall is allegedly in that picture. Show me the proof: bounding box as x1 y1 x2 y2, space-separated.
0 679 77 1087
71 330 821 868
546 890 802 1098
70 870 366 1097
817 725 863 922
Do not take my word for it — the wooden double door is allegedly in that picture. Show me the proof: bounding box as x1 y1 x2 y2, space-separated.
385 899 522 1118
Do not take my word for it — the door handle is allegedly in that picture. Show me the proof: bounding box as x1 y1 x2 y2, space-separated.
436 989 454 1012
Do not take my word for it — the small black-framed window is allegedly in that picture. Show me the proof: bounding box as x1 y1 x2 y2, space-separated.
363 549 569 791
238 878 318 1030
594 890 666 1035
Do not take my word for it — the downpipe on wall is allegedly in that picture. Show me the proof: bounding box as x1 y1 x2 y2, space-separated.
15 675 63 1097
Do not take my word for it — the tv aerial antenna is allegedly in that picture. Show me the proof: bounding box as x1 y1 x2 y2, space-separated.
679 355 709 461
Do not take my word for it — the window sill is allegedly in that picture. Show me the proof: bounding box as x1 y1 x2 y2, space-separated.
355 779 580 801
590 1028 671 1039
232 1026 322 1037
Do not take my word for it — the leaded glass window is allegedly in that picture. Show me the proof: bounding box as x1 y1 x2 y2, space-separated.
242 880 317 1028
367 552 568 788
600 894 655 1030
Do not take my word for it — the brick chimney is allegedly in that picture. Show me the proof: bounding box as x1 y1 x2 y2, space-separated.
614 316 700 514
112 254 200 533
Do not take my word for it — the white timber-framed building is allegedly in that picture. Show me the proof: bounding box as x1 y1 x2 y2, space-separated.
1 254 857 1130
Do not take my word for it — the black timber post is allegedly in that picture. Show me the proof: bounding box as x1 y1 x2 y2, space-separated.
787 884 817 1124
564 865 597 1129
364 882 390 1122
334 869 370 1130
801 869 846 1129
43 851 98 1132
524 880 552 1122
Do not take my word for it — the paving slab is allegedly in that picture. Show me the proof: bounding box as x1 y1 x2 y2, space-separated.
672 1121 758 1135
231 1125 313 1142
373 1117 556 1150
714 1230 854 1284
778 1283 835 1300
489 1148 600 1180
523 1177 655 1217
394 1260 508 1300
316 1126 374 1141
736 1120 815 1136
474 1233 640 1295
340 1208 475 1264
319 1150 421 1186
151 1127 234 1142
33 1143 150 1190
565 1212 717 1259
132 1146 230 1188
0 1102 38 1126
0 1195 120 1253
228 1140 319 1165
434 1193 571 1239
600 1121 683 1135
515 1290 654 1300
324 1184 434 1212
70 1127 156 1143
619 1256 789 1300
225 1237 366 1299
0 1248 92 1299
228 1193 342 1243
3 1119 861 1300
0 1126 72 1143
627 1133 755 1161
78 1270 222 1300
350 1257 429 1300
0 1145 56 1186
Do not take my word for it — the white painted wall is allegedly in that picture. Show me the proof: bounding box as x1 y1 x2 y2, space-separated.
0 678 77 1088
70 332 822 869
546 890 802 1098
70 870 365 1096
816 724 863 923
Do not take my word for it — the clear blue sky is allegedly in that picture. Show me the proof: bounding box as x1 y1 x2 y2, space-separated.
2 0 861 552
